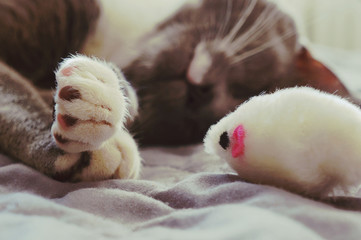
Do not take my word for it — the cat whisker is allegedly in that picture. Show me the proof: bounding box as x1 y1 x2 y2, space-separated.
222 0 257 45
216 0 257 54
216 0 233 39
230 29 296 64
228 14 267 52
229 4 281 53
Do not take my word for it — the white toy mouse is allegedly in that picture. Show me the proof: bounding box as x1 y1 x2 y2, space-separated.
204 87 361 198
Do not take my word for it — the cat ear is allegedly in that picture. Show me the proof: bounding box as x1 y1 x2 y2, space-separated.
294 47 350 97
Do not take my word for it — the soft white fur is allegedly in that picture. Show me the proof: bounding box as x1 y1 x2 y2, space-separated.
204 87 361 197
51 55 141 180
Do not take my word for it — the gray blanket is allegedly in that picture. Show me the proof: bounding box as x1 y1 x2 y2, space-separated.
1 144 361 240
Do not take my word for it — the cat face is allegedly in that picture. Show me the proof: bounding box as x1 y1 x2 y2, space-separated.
123 0 343 145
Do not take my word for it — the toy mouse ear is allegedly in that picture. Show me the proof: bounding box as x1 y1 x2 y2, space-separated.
294 47 350 97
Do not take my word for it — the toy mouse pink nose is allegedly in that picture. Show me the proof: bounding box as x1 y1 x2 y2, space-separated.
232 124 246 158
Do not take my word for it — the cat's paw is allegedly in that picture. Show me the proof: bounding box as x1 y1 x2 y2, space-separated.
51 55 137 153
53 130 142 181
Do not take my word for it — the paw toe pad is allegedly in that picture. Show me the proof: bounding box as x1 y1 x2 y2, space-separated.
57 114 78 128
60 66 75 76
59 86 81 101
54 133 70 144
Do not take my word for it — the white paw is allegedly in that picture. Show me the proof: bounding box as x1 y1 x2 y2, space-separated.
51 55 136 153
79 130 142 180
53 131 142 181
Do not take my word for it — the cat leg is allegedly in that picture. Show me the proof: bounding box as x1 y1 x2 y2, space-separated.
0 60 140 181
51 55 141 181
0 62 75 177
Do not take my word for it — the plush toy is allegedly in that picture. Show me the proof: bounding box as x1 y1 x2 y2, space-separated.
204 87 361 198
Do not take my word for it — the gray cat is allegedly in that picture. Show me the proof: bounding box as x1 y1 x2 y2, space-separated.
124 0 351 145
0 0 352 181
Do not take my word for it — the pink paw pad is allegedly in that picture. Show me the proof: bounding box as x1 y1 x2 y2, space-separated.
61 66 75 76
58 86 81 101
57 114 78 129
231 124 246 158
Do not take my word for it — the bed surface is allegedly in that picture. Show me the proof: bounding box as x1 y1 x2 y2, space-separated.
2 129 361 240
2 145 361 240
